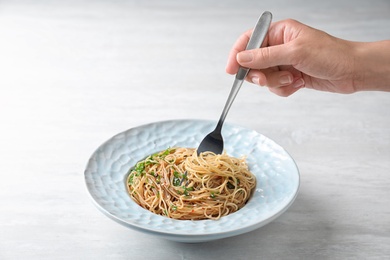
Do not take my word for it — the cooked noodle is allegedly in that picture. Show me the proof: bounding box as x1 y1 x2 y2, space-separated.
126 147 256 220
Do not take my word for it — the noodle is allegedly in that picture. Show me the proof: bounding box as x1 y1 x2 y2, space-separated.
126 147 256 220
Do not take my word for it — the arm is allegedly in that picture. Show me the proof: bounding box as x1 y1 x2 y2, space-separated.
353 40 390 92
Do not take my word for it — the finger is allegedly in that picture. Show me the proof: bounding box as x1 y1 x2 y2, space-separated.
246 69 295 88
247 69 305 97
227 19 304 74
236 42 295 70
268 82 303 97
245 70 267 86
226 29 253 74
264 70 294 87
269 76 305 97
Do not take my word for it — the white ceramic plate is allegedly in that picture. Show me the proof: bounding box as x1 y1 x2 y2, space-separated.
84 119 299 243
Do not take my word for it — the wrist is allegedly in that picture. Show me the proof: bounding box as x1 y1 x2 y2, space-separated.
353 40 390 92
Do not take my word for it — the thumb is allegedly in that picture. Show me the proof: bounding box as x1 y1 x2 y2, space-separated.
237 43 293 69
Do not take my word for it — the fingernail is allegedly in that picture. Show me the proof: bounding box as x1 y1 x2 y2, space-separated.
279 74 293 85
251 77 259 85
237 52 253 63
291 78 305 88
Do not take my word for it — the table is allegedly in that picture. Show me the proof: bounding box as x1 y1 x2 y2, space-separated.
1 0 389 259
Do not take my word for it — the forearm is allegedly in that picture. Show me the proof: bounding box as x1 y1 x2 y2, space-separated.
353 40 390 92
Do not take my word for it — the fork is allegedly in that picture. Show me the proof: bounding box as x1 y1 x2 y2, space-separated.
197 11 272 156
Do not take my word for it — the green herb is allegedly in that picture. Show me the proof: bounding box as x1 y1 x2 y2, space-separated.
128 173 135 185
145 158 155 166
135 161 145 176
173 171 181 186
160 147 174 157
172 205 177 211
150 152 159 159
210 192 216 198
182 186 193 196
147 147 174 163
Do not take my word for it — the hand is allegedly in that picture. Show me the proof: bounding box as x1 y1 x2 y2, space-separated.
226 19 390 96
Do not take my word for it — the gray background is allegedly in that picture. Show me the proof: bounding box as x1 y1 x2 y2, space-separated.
0 0 389 259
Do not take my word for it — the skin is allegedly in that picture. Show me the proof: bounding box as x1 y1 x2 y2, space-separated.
226 19 390 97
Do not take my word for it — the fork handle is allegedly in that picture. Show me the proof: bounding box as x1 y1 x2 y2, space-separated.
236 11 272 80
216 11 272 131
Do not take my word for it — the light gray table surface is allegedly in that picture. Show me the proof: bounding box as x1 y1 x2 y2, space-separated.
0 0 389 259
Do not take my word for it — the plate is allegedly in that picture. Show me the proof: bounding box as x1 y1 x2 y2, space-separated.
84 119 300 243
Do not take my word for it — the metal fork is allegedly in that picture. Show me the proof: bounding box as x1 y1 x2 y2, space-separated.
197 11 272 155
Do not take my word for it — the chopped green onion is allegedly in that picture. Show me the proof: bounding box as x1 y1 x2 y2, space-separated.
173 171 181 186
182 186 193 196
135 161 145 176
128 173 135 185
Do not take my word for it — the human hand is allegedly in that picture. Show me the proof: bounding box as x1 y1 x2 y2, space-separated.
226 19 361 97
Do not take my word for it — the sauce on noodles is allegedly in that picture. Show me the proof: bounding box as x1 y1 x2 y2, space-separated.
126 147 256 220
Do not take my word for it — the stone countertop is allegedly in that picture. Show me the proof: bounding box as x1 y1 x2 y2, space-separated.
0 0 389 259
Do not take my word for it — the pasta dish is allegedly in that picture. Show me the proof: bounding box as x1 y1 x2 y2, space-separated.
126 147 256 220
